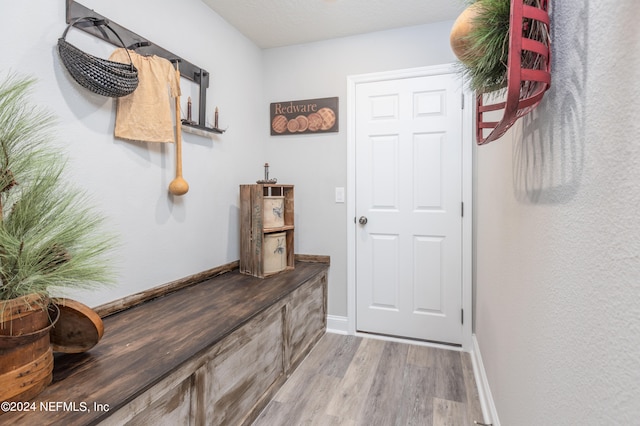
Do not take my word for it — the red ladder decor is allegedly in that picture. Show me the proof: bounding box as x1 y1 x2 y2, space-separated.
476 0 551 145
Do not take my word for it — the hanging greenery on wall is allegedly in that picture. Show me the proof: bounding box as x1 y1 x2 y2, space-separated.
450 0 552 144
450 0 550 94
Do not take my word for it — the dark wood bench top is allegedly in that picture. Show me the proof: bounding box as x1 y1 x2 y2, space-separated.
1 261 329 425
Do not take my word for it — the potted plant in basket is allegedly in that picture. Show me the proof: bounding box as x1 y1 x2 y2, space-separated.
0 74 117 402
450 0 550 93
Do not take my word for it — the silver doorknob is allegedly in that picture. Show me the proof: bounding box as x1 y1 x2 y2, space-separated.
359 216 368 225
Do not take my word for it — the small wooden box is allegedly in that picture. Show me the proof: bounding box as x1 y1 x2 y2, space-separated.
240 184 295 278
264 232 287 274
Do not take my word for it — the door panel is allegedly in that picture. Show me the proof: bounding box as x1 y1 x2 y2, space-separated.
413 235 443 313
355 72 463 345
370 233 399 310
371 135 399 209
413 132 444 210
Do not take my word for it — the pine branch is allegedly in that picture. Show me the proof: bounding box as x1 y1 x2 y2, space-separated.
0 73 118 301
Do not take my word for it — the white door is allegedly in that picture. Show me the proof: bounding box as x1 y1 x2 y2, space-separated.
355 71 463 345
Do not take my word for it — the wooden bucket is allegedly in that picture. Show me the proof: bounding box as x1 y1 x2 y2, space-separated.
0 294 58 402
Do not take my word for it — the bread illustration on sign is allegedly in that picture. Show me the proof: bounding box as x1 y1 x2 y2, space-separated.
272 115 288 133
317 107 335 130
270 97 338 135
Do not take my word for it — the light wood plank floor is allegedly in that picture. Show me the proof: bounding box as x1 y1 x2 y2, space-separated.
253 333 484 426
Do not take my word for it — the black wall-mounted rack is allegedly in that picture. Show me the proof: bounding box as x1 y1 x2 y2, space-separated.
65 0 225 135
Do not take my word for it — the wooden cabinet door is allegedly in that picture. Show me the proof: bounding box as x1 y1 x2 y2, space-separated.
125 379 193 426
100 376 194 426
197 305 285 425
285 273 327 371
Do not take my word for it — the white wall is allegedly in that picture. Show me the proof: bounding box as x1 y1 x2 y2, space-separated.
1 0 458 319
474 1 640 424
262 21 457 316
0 0 265 307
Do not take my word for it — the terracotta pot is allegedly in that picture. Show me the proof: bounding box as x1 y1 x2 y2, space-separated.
0 294 58 402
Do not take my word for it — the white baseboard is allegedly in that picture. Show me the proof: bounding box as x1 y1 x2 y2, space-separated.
471 334 500 426
326 315 349 334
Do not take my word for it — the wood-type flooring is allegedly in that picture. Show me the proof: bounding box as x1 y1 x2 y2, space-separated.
253 333 484 426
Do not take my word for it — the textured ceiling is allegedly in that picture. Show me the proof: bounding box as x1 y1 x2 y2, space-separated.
200 0 465 49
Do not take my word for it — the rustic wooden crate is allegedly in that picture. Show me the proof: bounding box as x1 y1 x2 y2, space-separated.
240 184 295 278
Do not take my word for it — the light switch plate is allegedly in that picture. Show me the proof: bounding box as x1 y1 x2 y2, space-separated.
335 187 345 203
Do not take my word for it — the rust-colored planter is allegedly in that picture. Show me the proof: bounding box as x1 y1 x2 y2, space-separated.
450 0 552 145
0 294 58 402
475 0 552 144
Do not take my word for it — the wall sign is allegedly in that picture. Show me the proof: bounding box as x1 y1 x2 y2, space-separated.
270 97 338 135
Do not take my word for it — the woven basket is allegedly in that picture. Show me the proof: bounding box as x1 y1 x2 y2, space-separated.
58 17 138 98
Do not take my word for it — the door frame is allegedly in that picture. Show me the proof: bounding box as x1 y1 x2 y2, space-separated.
346 64 474 351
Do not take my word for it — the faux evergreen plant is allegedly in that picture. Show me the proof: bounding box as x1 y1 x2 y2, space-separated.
0 74 116 301
456 0 550 94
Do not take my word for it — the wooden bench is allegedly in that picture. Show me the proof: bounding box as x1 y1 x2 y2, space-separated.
2 259 329 425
